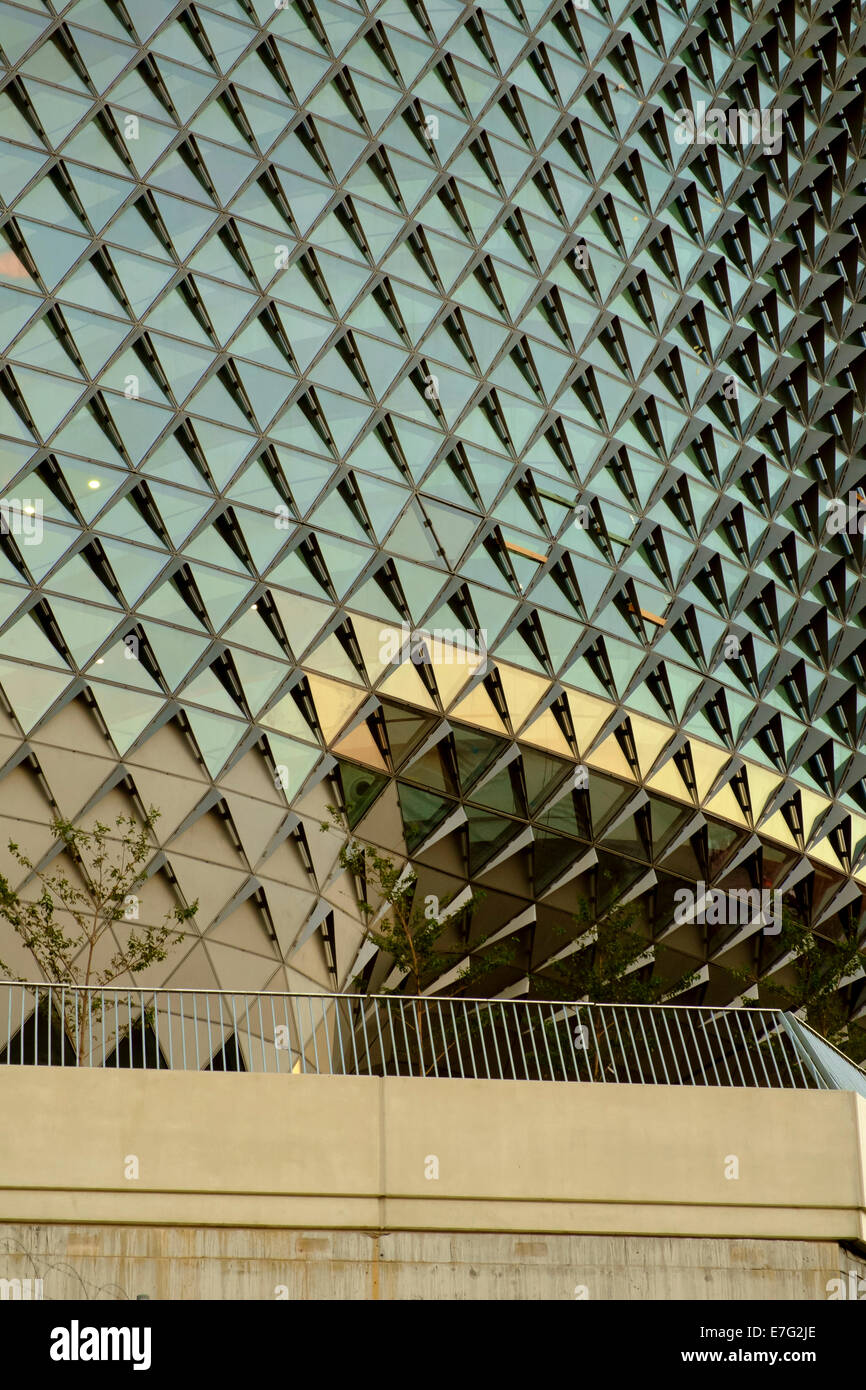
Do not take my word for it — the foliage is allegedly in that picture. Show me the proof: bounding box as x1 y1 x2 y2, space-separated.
535 890 699 1005
731 905 866 1063
325 820 705 1081
325 817 697 1003
321 806 504 995
0 809 197 1061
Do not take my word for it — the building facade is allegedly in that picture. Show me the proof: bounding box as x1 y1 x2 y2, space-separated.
0 0 865 1044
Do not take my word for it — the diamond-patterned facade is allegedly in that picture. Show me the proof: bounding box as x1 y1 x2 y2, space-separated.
1 0 866 1038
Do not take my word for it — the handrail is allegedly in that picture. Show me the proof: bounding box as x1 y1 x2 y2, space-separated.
0 981 792 1011
0 981 859 1088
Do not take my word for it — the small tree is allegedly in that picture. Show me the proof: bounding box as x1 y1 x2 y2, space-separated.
322 808 523 1074
322 807 503 997
731 906 866 1063
536 894 699 1005
531 891 699 1079
324 815 700 1077
0 809 197 1063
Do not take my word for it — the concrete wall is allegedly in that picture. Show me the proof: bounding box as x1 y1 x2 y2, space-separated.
1 1067 865 1297
0 1224 864 1300
1 1068 864 1240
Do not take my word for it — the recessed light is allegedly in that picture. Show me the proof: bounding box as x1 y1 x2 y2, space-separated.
96 658 104 665
23 506 35 515
87 479 100 490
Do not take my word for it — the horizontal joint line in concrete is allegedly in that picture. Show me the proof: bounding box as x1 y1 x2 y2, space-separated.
0 1186 861 1217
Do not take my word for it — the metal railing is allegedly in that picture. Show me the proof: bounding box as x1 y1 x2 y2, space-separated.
0 981 862 1090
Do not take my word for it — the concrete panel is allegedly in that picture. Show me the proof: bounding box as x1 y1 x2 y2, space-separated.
0 1224 864 1301
0 1069 864 1245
